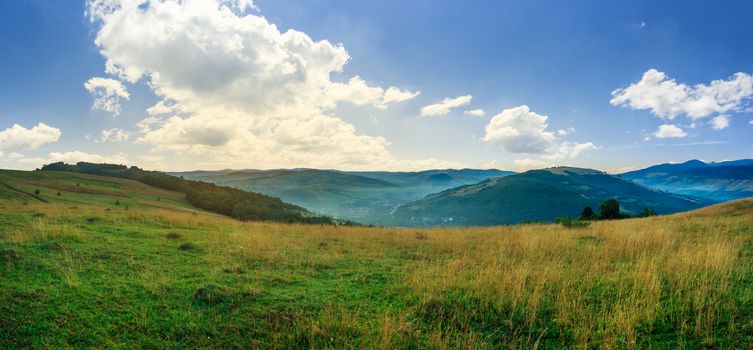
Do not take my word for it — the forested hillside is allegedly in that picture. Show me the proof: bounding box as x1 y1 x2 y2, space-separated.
40 162 345 224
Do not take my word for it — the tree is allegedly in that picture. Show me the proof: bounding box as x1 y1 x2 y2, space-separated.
115 200 120 206
56 191 61 196
579 206 596 220
599 199 620 220
34 189 40 196
639 207 657 217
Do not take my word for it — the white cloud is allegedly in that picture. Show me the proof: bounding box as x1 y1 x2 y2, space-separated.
146 100 179 115
420 95 472 117
483 105 596 165
464 109 486 117
483 105 556 153
85 0 432 170
709 115 730 130
750 119 753 125
557 127 575 136
84 77 130 116
610 69 753 120
381 87 420 105
543 141 597 161
0 123 61 153
653 124 687 138
99 128 131 142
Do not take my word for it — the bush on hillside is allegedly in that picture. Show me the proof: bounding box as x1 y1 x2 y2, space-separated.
599 199 620 220
556 217 591 228
579 206 596 220
639 207 658 217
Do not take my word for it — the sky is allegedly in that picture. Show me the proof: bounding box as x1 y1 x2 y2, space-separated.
1 0 752 173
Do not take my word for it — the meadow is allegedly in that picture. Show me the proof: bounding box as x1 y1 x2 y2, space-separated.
1 171 753 348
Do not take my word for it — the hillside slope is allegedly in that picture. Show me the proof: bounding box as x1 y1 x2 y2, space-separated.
620 159 753 201
0 169 210 214
173 168 513 224
41 162 345 224
1 172 752 348
393 167 711 226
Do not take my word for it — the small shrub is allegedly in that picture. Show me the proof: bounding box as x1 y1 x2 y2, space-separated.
639 207 658 217
179 242 198 251
165 232 182 239
579 206 596 220
223 266 245 274
599 199 620 220
193 284 228 305
557 217 591 228
1 249 19 263
41 241 65 252
56 191 61 196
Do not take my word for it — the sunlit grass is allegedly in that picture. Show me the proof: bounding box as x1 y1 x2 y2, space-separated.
2 198 753 348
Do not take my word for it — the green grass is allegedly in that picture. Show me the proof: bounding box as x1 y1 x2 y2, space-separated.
1 169 753 348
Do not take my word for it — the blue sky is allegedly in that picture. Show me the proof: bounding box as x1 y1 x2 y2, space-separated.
1 0 752 172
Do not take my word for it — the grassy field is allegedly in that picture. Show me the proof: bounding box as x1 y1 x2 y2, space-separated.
1 171 753 348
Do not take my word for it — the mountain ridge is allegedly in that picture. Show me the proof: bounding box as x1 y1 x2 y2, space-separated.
392 166 711 226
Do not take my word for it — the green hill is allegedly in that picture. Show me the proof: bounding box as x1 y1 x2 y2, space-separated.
393 167 712 226
173 168 513 225
0 169 209 214
2 168 753 348
38 162 345 225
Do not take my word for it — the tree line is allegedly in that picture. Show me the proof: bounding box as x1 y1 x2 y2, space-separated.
578 199 658 221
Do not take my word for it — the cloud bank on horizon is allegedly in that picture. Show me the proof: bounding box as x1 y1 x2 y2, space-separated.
1 0 751 172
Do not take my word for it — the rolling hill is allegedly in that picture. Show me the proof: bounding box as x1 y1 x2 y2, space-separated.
2 167 752 348
392 167 711 226
620 159 753 201
172 168 513 224
0 169 210 214
38 162 345 225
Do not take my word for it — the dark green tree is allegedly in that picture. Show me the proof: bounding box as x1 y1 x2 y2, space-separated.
34 189 40 196
639 207 658 217
599 199 620 220
579 206 596 220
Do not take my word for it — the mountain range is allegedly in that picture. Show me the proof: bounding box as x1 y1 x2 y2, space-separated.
391 167 711 226
171 168 513 225
619 159 753 201
168 159 753 227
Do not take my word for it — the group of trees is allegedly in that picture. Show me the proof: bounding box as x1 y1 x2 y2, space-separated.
579 199 658 221
40 162 348 225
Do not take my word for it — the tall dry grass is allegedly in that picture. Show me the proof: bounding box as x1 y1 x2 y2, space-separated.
3 198 751 348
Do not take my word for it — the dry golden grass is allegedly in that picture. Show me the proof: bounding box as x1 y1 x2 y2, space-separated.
2 199 752 348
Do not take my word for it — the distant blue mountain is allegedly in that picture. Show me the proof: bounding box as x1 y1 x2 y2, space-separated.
392 167 710 227
171 168 513 225
620 159 753 202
